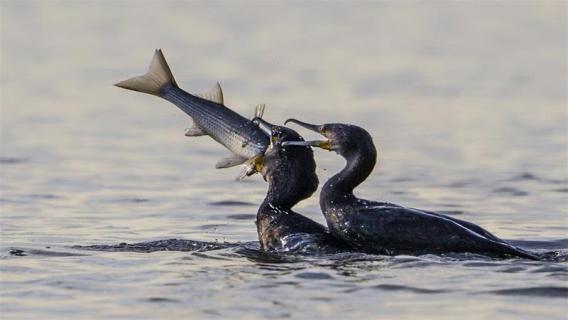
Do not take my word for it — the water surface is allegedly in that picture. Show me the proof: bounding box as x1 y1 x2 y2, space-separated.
1 2 567 319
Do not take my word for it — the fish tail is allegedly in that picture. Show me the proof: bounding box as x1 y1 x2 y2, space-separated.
115 49 177 95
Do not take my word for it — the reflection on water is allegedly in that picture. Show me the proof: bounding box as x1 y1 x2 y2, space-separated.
1 1 567 319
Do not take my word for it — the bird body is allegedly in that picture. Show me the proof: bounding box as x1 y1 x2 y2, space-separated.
253 118 346 253
285 119 539 260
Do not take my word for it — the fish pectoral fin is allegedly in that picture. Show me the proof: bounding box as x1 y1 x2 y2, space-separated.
197 82 224 105
215 155 247 169
184 121 206 137
235 166 254 181
235 156 264 181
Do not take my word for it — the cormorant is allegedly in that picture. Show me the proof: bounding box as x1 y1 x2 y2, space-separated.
252 118 346 253
284 119 538 260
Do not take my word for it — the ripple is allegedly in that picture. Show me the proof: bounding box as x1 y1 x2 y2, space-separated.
492 187 529 197
208 200 255 206
191 252 235 261
372 284 447 294
529 265 568 274
462 262 501 267
9 249 26 256
487 286 568 298
498 266 527 273
73 239 237 253
235 247 302 264
447 179 478 188
508 172 540 182
437 210 464 215
226 213 256 220
198 223 225 230
28 194 59 199
295 271 334 280
8 248 85 257
145 297 181 303
255 281 300 289
0 157 30 164
508 238 568 250
109 198 151 203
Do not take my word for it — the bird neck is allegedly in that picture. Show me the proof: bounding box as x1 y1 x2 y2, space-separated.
323 142 377 201
257 148 318 220
260 175 302 213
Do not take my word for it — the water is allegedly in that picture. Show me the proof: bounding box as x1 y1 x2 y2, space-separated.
1 2 567 319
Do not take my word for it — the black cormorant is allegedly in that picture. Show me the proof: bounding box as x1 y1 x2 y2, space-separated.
284 119 538 260
252 118 346 253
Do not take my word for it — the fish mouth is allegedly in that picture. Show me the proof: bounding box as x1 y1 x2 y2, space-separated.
283 118 332 151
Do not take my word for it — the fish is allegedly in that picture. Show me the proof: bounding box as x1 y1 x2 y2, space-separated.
115 49 269 177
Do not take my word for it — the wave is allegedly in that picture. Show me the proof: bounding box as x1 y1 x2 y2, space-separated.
7 237 568 263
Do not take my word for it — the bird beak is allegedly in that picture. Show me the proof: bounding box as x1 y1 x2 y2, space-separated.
281 140 332 150
252 117 273 136
283 118 332 150
284 118 324 134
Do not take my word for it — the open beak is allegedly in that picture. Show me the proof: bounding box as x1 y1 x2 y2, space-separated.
284 118 332 150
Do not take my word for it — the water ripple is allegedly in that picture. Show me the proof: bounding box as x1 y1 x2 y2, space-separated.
0 157 30 164
486 286 568 298
208 200 255 206
492 187 529 197
226 214 257 220
372 284 448 294
72 239 237 253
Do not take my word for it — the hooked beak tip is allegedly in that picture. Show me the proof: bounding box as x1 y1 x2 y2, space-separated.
284 118 323 133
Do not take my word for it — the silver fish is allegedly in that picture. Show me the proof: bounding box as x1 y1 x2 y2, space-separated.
115 49 269 177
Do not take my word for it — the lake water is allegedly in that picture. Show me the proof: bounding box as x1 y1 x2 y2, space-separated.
1 2 567 319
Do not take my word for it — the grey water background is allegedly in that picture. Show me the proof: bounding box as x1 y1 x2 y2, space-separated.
1 1 567 319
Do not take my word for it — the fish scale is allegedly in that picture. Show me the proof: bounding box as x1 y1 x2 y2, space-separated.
163 86 265 157
115 49 269 171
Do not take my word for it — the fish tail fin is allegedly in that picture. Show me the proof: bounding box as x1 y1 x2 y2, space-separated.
115 49 177 95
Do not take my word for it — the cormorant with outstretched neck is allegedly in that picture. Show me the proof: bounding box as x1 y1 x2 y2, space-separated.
251 118 346 253
284 119 538 260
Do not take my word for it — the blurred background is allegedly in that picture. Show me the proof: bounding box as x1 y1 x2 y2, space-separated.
1 1 567 319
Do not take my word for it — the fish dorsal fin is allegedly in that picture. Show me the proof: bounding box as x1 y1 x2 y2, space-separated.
197 82 224 105
215 154 247 169
254 104 266 119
